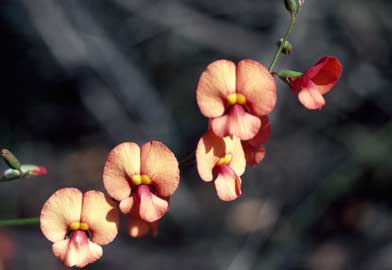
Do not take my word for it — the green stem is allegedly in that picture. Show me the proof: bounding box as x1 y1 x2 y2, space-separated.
268 11 298 72
0 217 40 227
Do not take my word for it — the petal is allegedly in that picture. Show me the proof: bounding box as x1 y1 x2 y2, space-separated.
298 86 326 110
80 191 119 245
223 136 246 177
236 59 277 116
309 56 342 94
119 197 134 215
242 143 266 166
126 215 159 238
210 105 261 140
140 141 179 197
196 130 226 182
40 188 83 243
52 231 88 268
103 142 141 201
214 165 242 201
196 59 236 118
52 232 102 268
137 185 169 222
247 116 271 147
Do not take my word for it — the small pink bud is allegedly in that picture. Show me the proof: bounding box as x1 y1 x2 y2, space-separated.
30 166 47 176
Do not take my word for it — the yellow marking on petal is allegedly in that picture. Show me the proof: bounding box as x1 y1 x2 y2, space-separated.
217 153 232 166
236 94 246 105
79 223 89 231
131 174 142 186
227 93 237 106
69 222 80 231
226 93 246 106
141 174 152 185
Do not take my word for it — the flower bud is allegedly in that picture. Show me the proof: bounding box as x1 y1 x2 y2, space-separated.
284 0 297 13
1 149 21 170
277 39 293 55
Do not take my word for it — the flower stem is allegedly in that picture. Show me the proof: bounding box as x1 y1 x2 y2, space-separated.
268 9 299 72
0 217 40 227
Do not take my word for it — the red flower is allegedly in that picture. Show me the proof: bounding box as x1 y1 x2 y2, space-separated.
290 56 342 110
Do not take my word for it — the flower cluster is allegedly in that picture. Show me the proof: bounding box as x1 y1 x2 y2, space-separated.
38 1 343 266
40 141 179 267
195 59 275 201
194 56 342 201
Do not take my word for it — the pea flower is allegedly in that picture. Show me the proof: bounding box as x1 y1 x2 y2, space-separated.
242 116 271 166
40 188 119 268
196 130 246 201
103 141 180 227
196 59 276 140
290 56 342 110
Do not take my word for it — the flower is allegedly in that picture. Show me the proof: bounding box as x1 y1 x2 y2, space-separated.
30 166 47 176
196 59 276 140
242 116 271 166
103 141 179 227
196 130 246 201
40 188 119 268
290 56 342 110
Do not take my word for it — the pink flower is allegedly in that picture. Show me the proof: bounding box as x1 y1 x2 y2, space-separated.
103 141 180 228
40 188 119 268
290 56 342 110
196 59 277 140
242 116 271 166
196 130 246 201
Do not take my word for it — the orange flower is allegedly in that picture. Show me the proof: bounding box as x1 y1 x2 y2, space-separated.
103 141 179 229
290 56 342 110
196 130 246 201
241 116 271 166
40 188 119 268
196 59 276 140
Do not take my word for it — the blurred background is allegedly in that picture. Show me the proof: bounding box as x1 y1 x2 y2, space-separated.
0 0 391 269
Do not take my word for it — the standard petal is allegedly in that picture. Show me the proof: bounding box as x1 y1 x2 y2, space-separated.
214 165 242 201
236 59 277 116
40 188 83 243
119 197 135 215
52 230 90 268
140 141 179 197
298 86 326 110
137 185 169 222
126 215 159 238
210 105 261 140
196 130 226 182
103 142 141 201
223 136 246 177
309 56 342 94
196 59 236 118
80 191 119 246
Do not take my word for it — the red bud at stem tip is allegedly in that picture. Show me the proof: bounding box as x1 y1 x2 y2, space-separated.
1 149 21 170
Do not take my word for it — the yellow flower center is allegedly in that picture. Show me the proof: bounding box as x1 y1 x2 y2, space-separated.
69 222 89 231
226 93 246 106
131 174 152 186
217 153 232 166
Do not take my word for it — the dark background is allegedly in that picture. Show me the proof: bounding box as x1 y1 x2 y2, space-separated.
0 0 391 269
